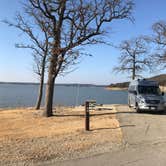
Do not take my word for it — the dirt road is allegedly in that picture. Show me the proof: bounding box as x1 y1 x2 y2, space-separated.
56 105 166 166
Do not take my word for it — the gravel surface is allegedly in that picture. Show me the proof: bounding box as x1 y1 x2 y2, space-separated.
56 105 166 166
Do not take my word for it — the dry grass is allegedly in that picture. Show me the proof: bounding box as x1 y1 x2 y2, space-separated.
0 105 122 165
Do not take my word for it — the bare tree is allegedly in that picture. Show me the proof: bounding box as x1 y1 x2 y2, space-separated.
4 10 50 110
24 0 134 117
149 21 166 68
113 37 151 80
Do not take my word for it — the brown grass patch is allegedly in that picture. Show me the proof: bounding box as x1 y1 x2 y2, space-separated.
0 106 122 165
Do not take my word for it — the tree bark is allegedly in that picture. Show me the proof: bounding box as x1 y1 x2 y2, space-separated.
132 55 136 80
43 60 56 117
35 76 44 110
132 66 135 80
35 56 46 110
35 65 44 110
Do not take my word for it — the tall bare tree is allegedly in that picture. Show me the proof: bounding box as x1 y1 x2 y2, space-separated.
113 37 151 80
4 10 50 110
25 0 134 117
149 21 166 68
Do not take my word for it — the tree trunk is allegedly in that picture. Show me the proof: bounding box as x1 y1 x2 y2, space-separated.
43 61 56 117
132 67 135 80
132 56 136 80
35 57 46 110
35 72 44 110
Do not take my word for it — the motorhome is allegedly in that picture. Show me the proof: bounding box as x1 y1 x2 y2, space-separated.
128 79 165 112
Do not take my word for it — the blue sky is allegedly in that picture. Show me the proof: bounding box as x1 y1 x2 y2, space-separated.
0 0 166 85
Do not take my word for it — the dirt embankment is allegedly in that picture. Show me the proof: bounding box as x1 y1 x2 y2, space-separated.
0 105 122 165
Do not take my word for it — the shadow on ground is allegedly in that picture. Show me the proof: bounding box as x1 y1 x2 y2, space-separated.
91 124 136 131
54 111 137 118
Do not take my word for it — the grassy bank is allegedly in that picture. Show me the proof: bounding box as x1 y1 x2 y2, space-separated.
0 105 122 165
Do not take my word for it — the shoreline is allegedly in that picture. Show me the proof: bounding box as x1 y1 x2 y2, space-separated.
105 87 128 91
106 86 166 92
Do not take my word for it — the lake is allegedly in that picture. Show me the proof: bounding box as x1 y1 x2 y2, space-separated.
0 83 128 108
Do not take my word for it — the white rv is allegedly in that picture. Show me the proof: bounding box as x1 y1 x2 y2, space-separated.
128 79 165 113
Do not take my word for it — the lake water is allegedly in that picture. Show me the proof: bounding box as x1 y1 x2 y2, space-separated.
0 83 128 108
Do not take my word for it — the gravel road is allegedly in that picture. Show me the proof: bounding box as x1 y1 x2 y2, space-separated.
55 105 166 166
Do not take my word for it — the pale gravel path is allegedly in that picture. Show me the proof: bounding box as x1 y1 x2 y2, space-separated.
54 105 166 166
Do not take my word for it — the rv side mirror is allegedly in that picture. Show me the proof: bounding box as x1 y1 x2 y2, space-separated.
133 91 137 95
162 92 164 96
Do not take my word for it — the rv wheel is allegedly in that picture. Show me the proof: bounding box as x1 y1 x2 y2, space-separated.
136 103 141 113
128 100 131 108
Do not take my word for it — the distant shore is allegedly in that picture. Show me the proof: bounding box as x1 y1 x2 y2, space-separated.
0 82 106 87
106 86 166 92
106 87 128 91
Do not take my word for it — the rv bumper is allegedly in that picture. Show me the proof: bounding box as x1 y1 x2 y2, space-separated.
138 103 165 111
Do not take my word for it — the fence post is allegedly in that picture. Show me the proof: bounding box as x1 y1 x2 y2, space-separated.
85 101 90 131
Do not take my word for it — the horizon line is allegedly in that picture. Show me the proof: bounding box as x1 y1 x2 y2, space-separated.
0 81 108 86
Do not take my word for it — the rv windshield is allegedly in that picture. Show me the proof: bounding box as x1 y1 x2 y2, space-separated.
138 86 161 95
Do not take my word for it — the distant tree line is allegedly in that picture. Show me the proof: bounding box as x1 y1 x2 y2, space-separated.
109 74 166 88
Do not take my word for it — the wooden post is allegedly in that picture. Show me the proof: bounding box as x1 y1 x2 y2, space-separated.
85 101 90 131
